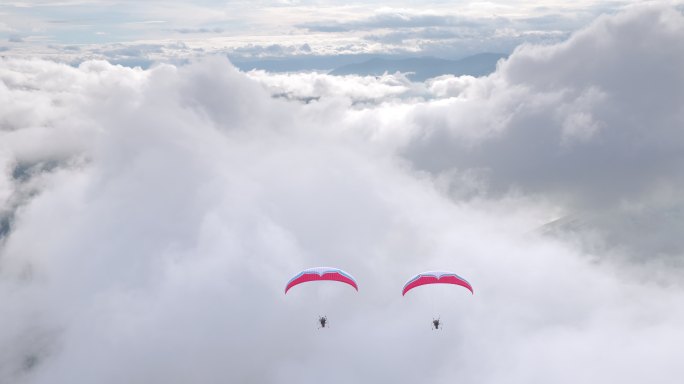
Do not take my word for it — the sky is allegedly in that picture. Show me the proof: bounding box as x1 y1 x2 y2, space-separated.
2 2 684 384
0 0 665 66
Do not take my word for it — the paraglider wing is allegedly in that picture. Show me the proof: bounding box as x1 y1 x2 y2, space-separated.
285 267 359 294
402 271 473 296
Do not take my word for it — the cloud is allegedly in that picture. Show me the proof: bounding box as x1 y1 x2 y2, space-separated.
1 4 684 384
173 27 224 34
292 7 605 56
0 1 634 62
352 4 684 262
298 12 483 33
231 43 302 58
246 69 423 104
363 27 462 45
397 6 684 209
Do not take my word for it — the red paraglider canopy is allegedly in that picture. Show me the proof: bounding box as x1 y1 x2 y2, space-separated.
402 271 473 296
285 267 358 294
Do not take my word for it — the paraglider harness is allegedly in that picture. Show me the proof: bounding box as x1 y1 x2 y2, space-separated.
318 316 328 329
432 317 441 330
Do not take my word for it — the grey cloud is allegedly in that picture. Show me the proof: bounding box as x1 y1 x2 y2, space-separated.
249 4 684 263
230 43 311 59
88 43 178 68
298 13 486 33
174 27 224 34
96 43 164 58
46 44 81 52
402 6 684 208
540 205 684 267
364 27 462 44
296 11 580 58
519 13 582 30
299 11 584 37
391 5 684 262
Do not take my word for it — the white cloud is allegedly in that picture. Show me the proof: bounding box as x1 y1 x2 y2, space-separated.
1 4 684 384
247 70 422 103
0 1 641 61
388 5 684 207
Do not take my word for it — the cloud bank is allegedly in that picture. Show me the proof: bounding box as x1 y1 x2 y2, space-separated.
0 1 634 62
1 5 684 384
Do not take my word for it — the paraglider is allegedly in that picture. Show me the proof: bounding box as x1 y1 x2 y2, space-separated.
402 271 473 330
285 267 358 294
432 317 441 330
285 267 358 329
402 270 473 296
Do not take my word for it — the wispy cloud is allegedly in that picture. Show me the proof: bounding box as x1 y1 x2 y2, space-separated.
173 27 224 34
298 11 486 32
0 1 637 61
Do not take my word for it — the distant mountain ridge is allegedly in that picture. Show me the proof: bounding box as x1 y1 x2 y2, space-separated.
328 53 508 81
232 52 508 81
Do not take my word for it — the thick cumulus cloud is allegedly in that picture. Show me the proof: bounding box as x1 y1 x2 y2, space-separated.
254 4 684 263
383 7 684 206
393 5 684 262
1 5 684 384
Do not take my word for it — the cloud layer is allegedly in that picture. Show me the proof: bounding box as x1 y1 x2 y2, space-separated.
1 5 684 384
0 1 637 63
